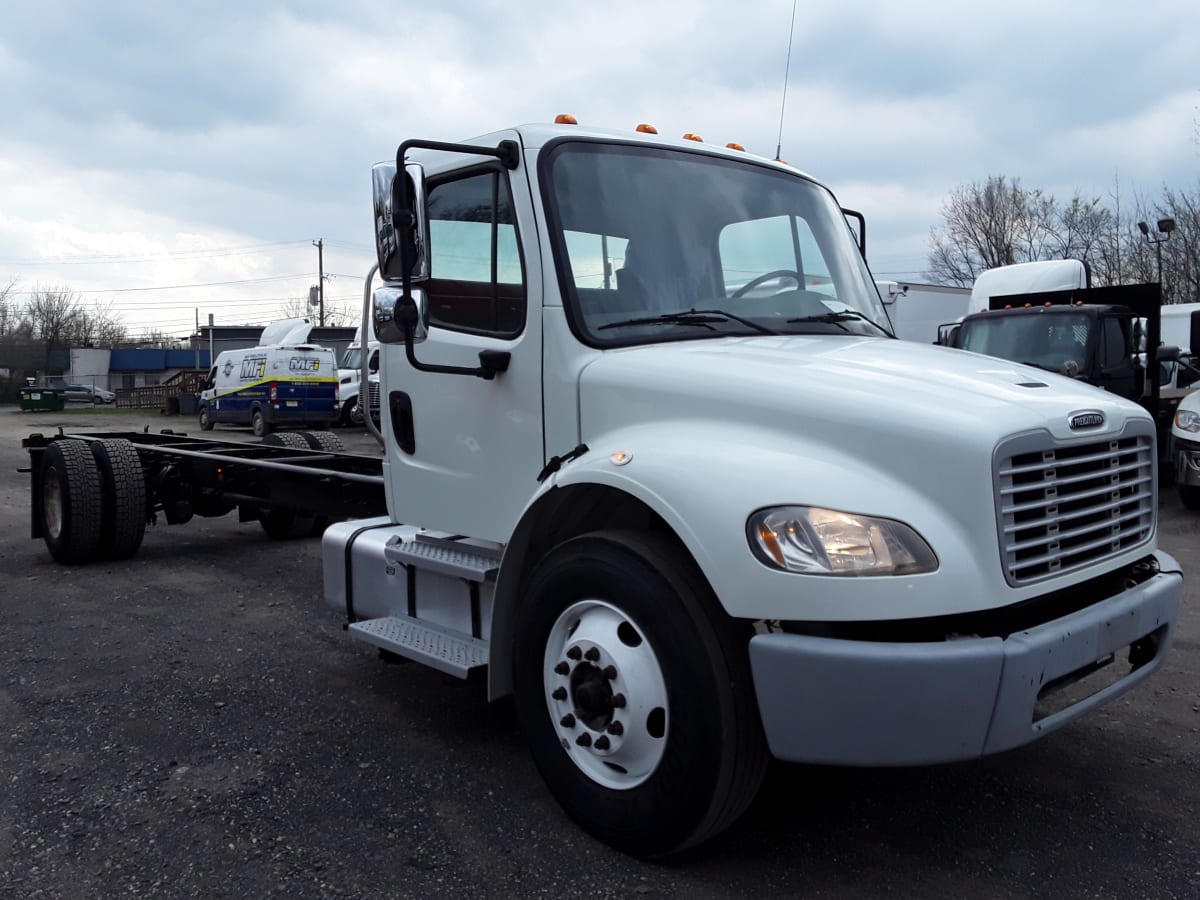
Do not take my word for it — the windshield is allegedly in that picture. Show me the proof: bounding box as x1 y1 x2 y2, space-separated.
341 348 362 370
543 141 891 346
957 311 1093 372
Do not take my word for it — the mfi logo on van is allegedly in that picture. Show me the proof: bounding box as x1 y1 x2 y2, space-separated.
240 356 267 379
289 358 321 372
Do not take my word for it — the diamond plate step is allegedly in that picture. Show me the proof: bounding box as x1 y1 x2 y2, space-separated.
348 615 489 679
383 536 501 582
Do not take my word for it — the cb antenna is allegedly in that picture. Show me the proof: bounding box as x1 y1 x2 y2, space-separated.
775 0 799 161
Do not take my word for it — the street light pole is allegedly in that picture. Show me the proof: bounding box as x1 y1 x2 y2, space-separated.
1137 218 1176 297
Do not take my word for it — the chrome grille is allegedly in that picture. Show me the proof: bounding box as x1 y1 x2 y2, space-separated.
995 429 1154 585
367 380 380 412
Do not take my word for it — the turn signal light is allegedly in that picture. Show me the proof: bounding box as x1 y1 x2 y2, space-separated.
555 114 578 125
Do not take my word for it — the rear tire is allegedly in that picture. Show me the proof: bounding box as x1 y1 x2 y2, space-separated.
251 407 270 437
298 431 346 453
91 439 147 560
257 433 317 538
1180 485 1200 511
512 530 767 858
39 440 104 565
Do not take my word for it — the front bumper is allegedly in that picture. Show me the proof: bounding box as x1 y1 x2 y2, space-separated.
749 551 1182 766
1175 436 1200 488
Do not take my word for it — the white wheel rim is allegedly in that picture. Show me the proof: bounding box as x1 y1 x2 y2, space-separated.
43 466 64 540
543 599 668 790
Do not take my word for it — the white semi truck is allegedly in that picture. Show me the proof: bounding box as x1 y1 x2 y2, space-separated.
26 121 1183 857
335 322 380 426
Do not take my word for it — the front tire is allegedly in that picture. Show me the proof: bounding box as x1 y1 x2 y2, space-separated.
513 531 767 857
198 405 214 431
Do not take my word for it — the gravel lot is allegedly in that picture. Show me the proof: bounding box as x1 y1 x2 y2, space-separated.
2 406 1198 899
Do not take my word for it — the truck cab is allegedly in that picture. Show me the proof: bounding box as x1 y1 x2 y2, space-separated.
323 123 1182 857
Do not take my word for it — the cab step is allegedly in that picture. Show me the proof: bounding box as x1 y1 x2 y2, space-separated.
348 615 489 678
383 534 501 582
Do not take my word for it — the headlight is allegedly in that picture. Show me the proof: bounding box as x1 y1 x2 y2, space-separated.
1175 409 1200 433
747 506 938 576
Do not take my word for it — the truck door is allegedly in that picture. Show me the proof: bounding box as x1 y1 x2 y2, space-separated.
1097 314 1139 400
379 156 544 543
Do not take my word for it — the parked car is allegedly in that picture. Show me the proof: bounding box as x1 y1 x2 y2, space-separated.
55 383 117 404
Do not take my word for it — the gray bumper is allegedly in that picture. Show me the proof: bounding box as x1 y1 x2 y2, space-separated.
1176 436 1200 488
749 552 1182 767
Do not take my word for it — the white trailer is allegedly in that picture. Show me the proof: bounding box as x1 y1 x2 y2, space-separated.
876 280 972 342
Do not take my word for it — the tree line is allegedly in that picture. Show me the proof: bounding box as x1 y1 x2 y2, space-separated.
925 176 1200 304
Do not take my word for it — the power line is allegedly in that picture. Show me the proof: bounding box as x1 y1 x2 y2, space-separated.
8 274 314 295
0 239 312 266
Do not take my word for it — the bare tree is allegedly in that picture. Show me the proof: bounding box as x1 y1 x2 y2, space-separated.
276 294 357 327
926 177 1052 286
927 176 1125 288
24 285 83 365
0 278 16 336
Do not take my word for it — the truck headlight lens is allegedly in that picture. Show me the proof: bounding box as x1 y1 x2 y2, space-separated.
747 506 938 576
1175 409 1200 433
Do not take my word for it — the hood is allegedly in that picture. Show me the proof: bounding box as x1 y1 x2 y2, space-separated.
577 335 1150 517
580 334 1146 439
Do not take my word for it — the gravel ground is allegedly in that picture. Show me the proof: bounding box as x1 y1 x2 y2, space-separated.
1 407 1199 899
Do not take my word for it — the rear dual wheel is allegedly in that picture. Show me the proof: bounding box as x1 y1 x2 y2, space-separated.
513 530 767 858
40 438 146 564
256 432 332 538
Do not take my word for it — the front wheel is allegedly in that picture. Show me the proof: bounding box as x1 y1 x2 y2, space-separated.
513 531 767 857
198 405 213 431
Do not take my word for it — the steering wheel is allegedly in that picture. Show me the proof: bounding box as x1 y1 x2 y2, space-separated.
731 269 804 299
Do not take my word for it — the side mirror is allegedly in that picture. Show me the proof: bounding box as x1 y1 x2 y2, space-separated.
372 162 431 283
1158 344 1181 364
373 285 427 345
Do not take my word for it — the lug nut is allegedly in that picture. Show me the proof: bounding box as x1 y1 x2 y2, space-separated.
594 735 611 751
560 713 576 728
554 661 570 675
607 720 624 736
602 665 617 680
566 646 582 660
576 733 592 747
584 647 600 662
551 687 568 701
611 693 627 708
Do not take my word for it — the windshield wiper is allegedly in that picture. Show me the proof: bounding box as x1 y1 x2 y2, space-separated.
599 308 777 335
785 310 882 333
1020 360 1063 374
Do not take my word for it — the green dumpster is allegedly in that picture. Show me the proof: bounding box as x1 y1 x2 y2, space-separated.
19 388 66 411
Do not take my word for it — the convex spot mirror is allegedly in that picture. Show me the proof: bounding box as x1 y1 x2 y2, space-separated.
372 161 430 283
373 285 428 345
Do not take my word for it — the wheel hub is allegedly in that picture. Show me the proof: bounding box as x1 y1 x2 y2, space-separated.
543 599 669 790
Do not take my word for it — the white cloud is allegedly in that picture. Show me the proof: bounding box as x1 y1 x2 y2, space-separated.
1 0 1197 335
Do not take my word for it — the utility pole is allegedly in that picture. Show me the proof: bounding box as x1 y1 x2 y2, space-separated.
313 238 325 326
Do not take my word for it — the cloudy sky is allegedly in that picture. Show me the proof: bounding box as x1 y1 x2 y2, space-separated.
1 0 1197 339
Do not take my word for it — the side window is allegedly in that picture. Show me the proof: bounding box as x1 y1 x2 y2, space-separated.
425 170 525 335
719 215 836 300
1099 318 1130 369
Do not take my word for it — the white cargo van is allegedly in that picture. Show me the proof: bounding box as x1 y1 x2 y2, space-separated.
197 320 339 436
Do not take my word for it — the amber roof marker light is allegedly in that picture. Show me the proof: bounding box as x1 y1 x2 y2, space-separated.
554 114 578 125
635 123 658 134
